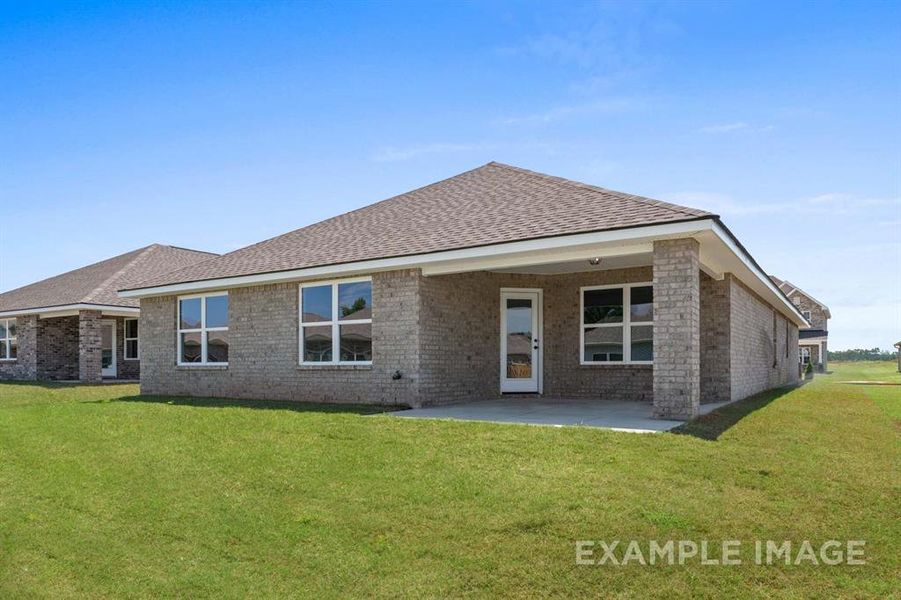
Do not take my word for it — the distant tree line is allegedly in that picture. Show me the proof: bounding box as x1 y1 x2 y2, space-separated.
828 348 898 362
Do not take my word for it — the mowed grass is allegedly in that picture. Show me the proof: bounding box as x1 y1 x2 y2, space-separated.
0 364 898 598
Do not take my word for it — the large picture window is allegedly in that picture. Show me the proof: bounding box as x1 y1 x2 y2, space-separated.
124 318 139 360
300 278 372 364
177 293 229 365
0 319 17 361
580 283 653 364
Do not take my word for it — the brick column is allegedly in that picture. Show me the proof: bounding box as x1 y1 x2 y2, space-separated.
78 310 102 383
652 239 700 419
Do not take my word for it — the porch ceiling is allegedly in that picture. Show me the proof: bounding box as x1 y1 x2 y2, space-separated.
491 252 653 275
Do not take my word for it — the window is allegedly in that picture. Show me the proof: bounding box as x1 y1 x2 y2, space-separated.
799 347 810 365
580 283 653 364
124 318 139 360
300 278 372 364
177 293 229 365
802 310 811 321
0 319 16 361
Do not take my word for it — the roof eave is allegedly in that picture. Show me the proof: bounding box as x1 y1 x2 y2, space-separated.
0 303 140 319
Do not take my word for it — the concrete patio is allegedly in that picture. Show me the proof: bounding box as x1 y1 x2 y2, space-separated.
393 398 732 433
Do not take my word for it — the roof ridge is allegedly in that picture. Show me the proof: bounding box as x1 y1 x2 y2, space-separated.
83 245 159 304
163 244 219 256
487 162 715 220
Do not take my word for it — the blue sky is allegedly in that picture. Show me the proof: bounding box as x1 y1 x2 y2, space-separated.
1 1 899 350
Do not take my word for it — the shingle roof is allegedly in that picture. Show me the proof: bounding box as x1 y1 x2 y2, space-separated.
0 244 216 312
124 162 714 290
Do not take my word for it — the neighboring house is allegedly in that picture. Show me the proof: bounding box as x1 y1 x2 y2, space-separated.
0 245 215 382
119 163 806 420
769 276 831 371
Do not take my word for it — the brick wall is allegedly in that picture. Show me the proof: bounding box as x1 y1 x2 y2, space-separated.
140 270 422 406
419 267 654 405
135 252 798 410
0 315 38 380
140 267 655 407
700 273 731 403
36 316 79 380
652 239 700 419
729 278 799 401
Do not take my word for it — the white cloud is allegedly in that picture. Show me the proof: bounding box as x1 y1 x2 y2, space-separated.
369 140 557 163
699 122 774 134
663 191 901 217
370 143 484 163
494 98 642 126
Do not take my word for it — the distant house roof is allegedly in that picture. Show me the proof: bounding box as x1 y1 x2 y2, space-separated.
0 244 216 316
122 162 714 291
769 276 832 319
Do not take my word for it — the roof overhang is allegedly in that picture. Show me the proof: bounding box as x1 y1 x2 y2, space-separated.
0 303 140 319
118 217 807 326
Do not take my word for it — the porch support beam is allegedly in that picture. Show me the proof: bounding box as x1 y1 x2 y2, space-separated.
420 243 653 277
652 238 701 420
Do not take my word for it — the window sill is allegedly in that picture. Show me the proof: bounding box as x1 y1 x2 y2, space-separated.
0 359 17 363
176 364 228 370
297 364 373 371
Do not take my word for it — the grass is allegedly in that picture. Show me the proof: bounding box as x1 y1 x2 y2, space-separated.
0 364 898 598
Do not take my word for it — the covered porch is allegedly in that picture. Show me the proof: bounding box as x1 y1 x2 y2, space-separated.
1 307 140 382
414 234 718 419
410 220 800 419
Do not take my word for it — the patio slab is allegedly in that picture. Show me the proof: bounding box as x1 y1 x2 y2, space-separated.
392 398 731 433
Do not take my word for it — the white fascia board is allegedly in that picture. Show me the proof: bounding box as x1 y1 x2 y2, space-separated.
709 221 809 327
118 219 715 298
0 304 140 319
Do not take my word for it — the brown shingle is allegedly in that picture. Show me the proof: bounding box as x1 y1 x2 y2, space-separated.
0 244 216 312
125 162 715 290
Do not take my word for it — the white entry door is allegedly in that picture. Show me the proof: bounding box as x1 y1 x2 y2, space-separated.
101 320 116 378
500 289 542 393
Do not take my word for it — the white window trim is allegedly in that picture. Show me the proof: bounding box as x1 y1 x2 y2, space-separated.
799 347 811 365
0 318 16 361
580 282 654 365
299 276 373 366
177 292 229 366
124 317 140 361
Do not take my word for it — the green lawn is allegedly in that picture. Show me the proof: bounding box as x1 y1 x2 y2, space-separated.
1 364 898 598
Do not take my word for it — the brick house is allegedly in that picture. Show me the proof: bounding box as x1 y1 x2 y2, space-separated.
770 277 830 371
118 163 806 419
0 245 215 382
